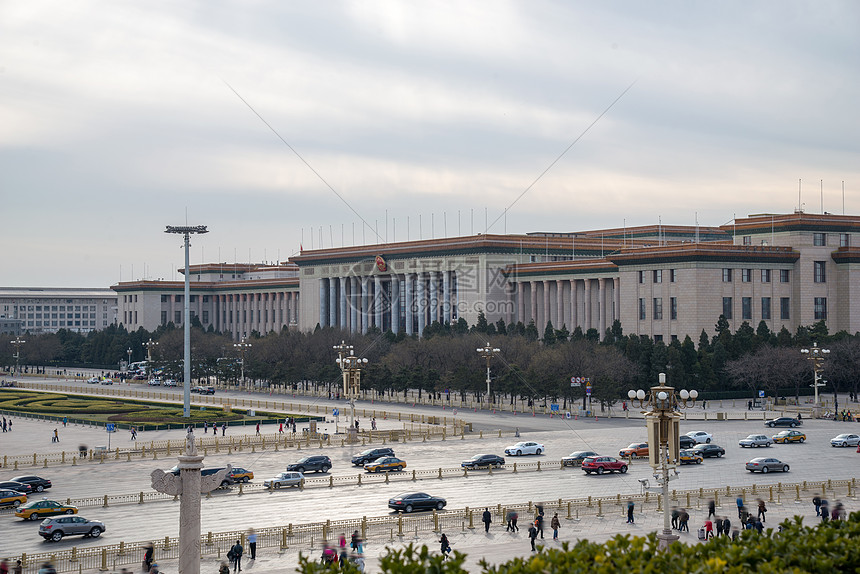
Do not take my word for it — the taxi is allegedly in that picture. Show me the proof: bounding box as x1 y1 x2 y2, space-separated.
0 489 27 508
619 443 649 458
679 449 703 465
364 456 407 473
228 467 254 483
772 430 806 444
15 499 78 521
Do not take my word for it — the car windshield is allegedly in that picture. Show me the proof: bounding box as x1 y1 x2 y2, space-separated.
296 457 312 463
835 434 850 439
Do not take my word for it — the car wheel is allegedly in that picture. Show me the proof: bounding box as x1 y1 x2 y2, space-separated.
322 466 331 473
29 513 41 521
536 449 542 455
706 438 711 443
436 501 445 510
12 500 21 507
790 423 796 427
243 477 250 483
597 467 605 475
51 531 63 542
620 465 628 474
799 438 804 443
783 465 790 472
717 452 722 458
516 450 522 456
89 527 102 538
696 459 702 464
762 466 769 473
404 505 413 513
768 422 774 428
295 467 305 473
221 480 230 487
36 485 44 492
273 482 282 489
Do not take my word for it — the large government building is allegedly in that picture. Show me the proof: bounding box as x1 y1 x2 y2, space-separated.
0 288 118 335
108 211 860 342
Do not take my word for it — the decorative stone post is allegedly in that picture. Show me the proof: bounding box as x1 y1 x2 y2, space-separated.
151 430 230 574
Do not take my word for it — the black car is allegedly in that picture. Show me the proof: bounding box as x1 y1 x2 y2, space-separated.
168 466 233 486
765 417 802 428
10 476 51 492
0 481 34 495
388 492 446 513
287 455 331 473
692 444 725 458
461 454 505 469
678 435 697 449
561 451 599 467
351 448 395 466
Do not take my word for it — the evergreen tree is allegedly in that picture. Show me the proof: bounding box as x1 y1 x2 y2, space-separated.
570 326 585 341
585 328 599 343
473 311 489 333
698 329 711 353
555 324 570 343
524 320 539 341
494 318 508 336
542 321 557 345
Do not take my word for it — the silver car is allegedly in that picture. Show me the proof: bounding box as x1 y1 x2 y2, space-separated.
745 457 789 473
263 472 304 489
830 433 860 447
39 516 105 541
739 434 773 448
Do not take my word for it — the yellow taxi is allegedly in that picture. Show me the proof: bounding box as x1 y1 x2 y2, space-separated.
679 449 704 465
15 499 78 521
364 457 407 473
228 467 254 483
0 489 27 508
772 430 806 444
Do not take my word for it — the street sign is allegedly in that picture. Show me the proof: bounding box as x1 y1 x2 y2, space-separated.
105 423 116 433
550 404 559 412
758 390 765 398
570 376 577 383
333 408 340 417
570 382 581 387
586 387 592 396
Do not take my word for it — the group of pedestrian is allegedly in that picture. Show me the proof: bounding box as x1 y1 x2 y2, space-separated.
319 531 365 570
1 416 11 432
51 428 59 443
670 506 690 532
0 559 23 574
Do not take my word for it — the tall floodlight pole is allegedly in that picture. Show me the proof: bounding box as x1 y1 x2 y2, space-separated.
628 373 698 550
800 342 829 417
476 342 501 404
166 225 208 417
127 348 133 370
144 338 159 362
234 337 252 388
11 336 26 377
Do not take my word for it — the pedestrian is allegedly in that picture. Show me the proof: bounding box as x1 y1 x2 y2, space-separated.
53 428 59 443
279 422 283 433
754 519 763 533
671 506 679 529
350 530 360 552
708 499 716 520
715 516 724 537
550 512 560 540
1 559 8 574
7 419 10 431
748 400 752 410
679 509 690 532
820 499 829 523
79 444 87 458
203 422 208 434
222 423 227 436
143 542 154 573
218 561 229 574
292 420 297 433
731 526 740 541
757 499 767 522
439 533 451 558
528 523 538 551
371 417 377 430
535 512 544 539
622 401 628 411
12 560 22 574
228 539 243 573
482 508 492 533
248 528 257 560
831 505 840 521
510 511 519 532
813 493 822 516
704 519 714 539
63 416 67 427
255 422 260 435
736 496 744 519
627 499 635 524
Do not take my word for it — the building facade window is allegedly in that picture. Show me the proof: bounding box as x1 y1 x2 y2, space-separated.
742 269 752 283
780 269 790 283
638 298 646 320
780 297 790 320
202 310 209 324
722 297 733 319
840 233 850 247
722 269 732 282
814 297 827 320
670 297 678 320
638 271 645 284
743 236 752 245
161 311 167 325
742 297 752 320
175 295 182 303
669 269 677 282
814 232 826 246
653 270 662 284
761 269 771 283
762 297 771 320
814 261 826 283
174 311 181 323
653 297 663 320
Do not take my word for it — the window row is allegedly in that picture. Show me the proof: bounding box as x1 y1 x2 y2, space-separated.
638 269 678 284
723 269 790 283
638 297 678 321
20 305 96 312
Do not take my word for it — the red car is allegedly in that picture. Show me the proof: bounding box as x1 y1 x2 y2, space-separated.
582 456 628 475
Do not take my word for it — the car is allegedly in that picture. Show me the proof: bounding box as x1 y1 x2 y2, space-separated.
831 434 860 447
15 500 78 520
582 456 628 475
772 430 806 444
685 431 713 444
504 441 545 456
388 492 446 513
745 457 789 473
100 378 113 385
461 454 505 469
147 378 162 386
765 417 802 428
619 443 649 458
287 455 332 473
263 472 304 489
351 448 395 466
678 435 697 449
192 386 215 394
0 480 34 495
39 516 105 541
561 451 599 467
364 457 407 473
0 489 27 508
86 377 99 384
228 467 254 483
168 466 233 486
692 444 725 458
132 374 147 381
162 379 178 387
679 450 703 465
739 434 774 448
10 476 52 492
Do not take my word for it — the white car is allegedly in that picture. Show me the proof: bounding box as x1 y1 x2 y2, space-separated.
830 433 860 447
100 378 113 385
685 431 713 444
162 379 178 387
87 377 99 384
504 441 545 456
147 379 162 386
263 472 304 489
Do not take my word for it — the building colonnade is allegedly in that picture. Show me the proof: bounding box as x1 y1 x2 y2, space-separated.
510 277 619 337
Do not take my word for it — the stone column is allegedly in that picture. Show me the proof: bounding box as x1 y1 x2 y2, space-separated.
543 280 552 329
614 277 621 324
391 275 401 334
442 271 451 324
361 277 371 334
598 278 606 339
374 276 383 330
556 279 565 328
339 277 348 330
319 279 328 328
404 274 414 336
428 272 439 325
349 277 359 333
417 273 426 336
517 282 525 325
291 292 298 326
329 278 337 328
584 279 592 331
529 281 538 325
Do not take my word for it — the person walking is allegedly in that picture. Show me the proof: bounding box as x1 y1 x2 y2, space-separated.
12 560 22 574
218 562 229 574
707 499 716 520
813 493 822 516
142 542 154 573
53 428 59 443
222 423 227 436
279 422 283 433
820 499 829 523
439 533 451 559
248 528 257 560
535 512 544 539
671 506 679 529
228 540 243 573
704 519 714 539
528 523 538 552
679 509 690 532
736 496 744 519
757 499 767 522
550 513 560 540
510 510 519 532
482 508 492 533
626 499 635 524
255 422 260 435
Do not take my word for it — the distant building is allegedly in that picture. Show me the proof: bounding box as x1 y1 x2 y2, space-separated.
0 288 117 334
0 316 23 336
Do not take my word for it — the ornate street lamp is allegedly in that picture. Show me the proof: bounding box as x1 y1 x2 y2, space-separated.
334 341 367 442
11 335 25 377
233 336 252 388
628 373 698 550
800 342 829 416
476 342 501 404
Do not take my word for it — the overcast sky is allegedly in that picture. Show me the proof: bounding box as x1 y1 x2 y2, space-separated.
2 1 858 288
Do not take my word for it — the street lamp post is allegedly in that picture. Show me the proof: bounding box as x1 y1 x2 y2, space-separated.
165 224 209 418
233 337 252 388
11 336 25 378
334 340 367 442
476 342 501 404
127 348 133 371
800 342 830 417
628 373 698 550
